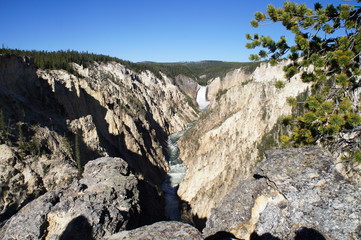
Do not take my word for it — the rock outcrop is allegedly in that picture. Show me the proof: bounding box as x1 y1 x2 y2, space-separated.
204 147 361 240
331 126 361 185
0 157 156 240
4 54 359 240
173 74 199 100
0 144 45 221
207 67 252 101
0 54 198 222
0 54 198 182
105 221 204 240
0 126 80 221
178 62 310 219
38 61 198 183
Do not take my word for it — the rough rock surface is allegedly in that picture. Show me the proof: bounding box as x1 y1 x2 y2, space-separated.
0 126 80 222
38 61 198 184
0 54 198 224
0 191 60 240
207 67 251 101
332 126 361 185
204 147 361 240
31 126 80 191
0 144 45 222
173 74 199 100
0 157 150 240
178 62 310 219
0 54 198 190
105 221 204 240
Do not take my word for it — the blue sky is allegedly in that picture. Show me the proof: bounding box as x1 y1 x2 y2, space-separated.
0 0 350 62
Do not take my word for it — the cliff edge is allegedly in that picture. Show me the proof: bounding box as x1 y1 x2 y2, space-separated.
204 147 360 240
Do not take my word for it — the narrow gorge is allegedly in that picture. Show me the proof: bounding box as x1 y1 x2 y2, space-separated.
178 62 311 219
0 53 360 240
162 85 209 221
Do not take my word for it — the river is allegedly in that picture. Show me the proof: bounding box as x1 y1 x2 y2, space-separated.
162 85 209 220
161 126 190 220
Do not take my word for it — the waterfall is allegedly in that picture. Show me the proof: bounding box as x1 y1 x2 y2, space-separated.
196 86 210 110
161 123 194 221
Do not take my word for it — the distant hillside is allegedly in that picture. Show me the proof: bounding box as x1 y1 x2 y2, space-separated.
141 61 261 85
0 48 166 79
0 49 260 85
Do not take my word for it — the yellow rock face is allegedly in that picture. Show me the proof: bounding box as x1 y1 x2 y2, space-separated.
178 62 309 219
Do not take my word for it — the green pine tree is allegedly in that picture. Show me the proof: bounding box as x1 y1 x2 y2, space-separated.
247 1 361 161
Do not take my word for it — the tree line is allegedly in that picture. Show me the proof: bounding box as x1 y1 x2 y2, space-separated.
0 48 261 86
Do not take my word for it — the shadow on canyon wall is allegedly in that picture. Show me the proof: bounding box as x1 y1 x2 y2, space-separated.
0 55 167 181
0 54 167 225
0 54 168 183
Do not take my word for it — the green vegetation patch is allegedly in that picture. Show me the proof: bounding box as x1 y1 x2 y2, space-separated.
216 89 228 101
247 1 361 163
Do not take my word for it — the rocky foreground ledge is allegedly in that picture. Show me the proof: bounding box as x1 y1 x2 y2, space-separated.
0 157 156 240
1 147 359 240
204 147 360 240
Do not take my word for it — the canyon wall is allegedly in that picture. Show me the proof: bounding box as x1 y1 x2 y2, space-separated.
173 74 199 100
37 61 198 182
178 62 310 219
1 54 359 239
0 54 198 223
207 67 252 101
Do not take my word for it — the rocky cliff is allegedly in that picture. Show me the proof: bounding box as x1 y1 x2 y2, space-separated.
1 53 359 239
37 60 198 178
4 147 358 240
0 157 152 240
0 54 198 224
173 74 199 101
206 67 252 101
105 221 204 240
178 62 310 220
204 147 361 240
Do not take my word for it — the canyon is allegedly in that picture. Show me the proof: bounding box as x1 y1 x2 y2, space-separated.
178 62 311 220
0 54 360 240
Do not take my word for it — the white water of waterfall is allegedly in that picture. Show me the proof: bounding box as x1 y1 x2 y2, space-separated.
196 86 210 110
161 123 194 221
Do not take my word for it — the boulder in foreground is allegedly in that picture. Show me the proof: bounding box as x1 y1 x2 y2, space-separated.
204 147 361 240
0 157 144 240
105 221 203 240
